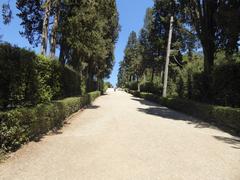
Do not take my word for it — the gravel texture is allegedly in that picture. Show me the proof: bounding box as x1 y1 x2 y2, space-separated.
0 89 240 180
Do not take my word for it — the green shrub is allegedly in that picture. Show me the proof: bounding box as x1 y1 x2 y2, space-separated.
0 43 36 108
213 63 240 107
140 81 162 95
173 57 240 107
0 43 83 109
61 65 82 98
138 92 159 103
127 81 138 91
161 98 240 133
0 91 100 152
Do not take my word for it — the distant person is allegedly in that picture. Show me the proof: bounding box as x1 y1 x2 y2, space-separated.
114 87 117 92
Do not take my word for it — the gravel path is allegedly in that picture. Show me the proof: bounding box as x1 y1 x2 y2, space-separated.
1 90 240 180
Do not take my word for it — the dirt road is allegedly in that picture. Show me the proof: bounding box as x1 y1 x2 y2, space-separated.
1 90 240 180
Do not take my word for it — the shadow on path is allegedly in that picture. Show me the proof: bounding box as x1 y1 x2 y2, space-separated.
86 105 100 109
132 96 240 149
133 97 207 124
213 136 240 149
137 106 218 129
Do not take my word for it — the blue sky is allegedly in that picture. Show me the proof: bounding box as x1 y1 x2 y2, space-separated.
0 0 154 86
110 0 154 86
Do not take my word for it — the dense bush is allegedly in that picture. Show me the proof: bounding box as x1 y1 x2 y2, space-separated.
0 43 83 109
104 82 113 89
126 81 138 91
140 81 162 95
160 98 240 134
172 55 240 107
212 63 240 107
129 90 240 134
0 91 100 152
61 65 82 98
185 63 240 107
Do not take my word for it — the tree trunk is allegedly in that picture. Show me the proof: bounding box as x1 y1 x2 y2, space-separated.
202 40 215 74
201 37 215 102
59 45 65 65
87 61 94 92
50 0 61 58
188 49 193 62
151 68 154 83
97 77 101 91
87 73 93 93
160 65 164 84
137 76 140 92
41 0 51 55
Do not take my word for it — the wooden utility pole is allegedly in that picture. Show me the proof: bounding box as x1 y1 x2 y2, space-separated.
162 16 174 98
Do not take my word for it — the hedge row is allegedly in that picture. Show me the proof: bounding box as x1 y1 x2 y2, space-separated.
0 91 101 152
173 62 240 107
0 43 82 109
128 90 240 135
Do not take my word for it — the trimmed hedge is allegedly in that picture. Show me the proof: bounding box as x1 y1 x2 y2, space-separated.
0 91 100 152
140 81 162 95
0 43 82 109
213 63 240 107
129 90 240 134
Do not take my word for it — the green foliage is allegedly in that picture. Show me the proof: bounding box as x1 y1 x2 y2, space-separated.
0 110 28 151
118 0 195 94
15 0 119 92
0 91 100 152
181 0 240 73
126 81 138 91
212 63 240 107
117 31 143 89
118 0 239 109
0 43 37 107
103 82 113 93
0 43 83 109
140 81 162 95
61 65 82 98
2 3 12 25
59 0 119 91
170 53 240 107
104 82 113 88
173 55 204 99
0 149 5 162
16 0 43 46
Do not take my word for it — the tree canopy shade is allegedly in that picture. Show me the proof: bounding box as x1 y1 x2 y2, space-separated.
180 0 240 73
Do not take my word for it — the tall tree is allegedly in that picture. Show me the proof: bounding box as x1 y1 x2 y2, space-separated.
148 0 188 83
139 8 155 81
119 31 142 88
59 0 119 91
